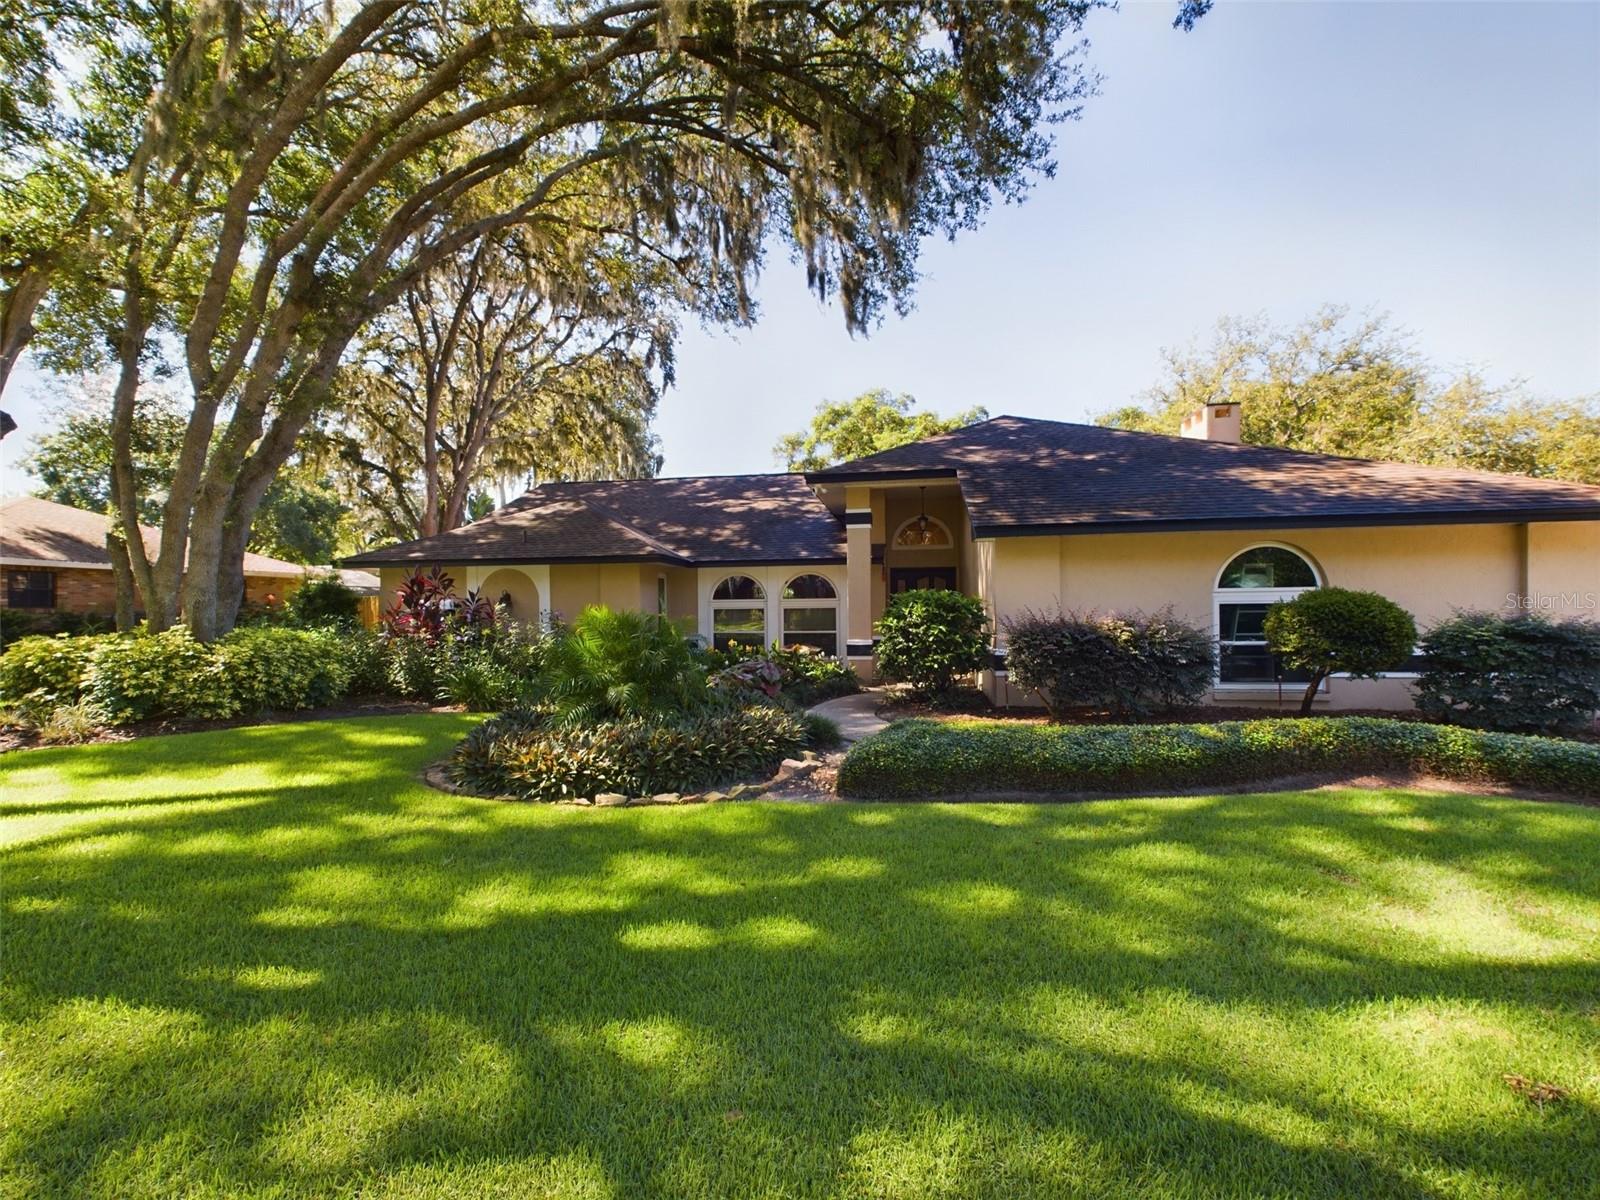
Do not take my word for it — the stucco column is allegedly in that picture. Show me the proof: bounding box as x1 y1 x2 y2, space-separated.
845 487 876 676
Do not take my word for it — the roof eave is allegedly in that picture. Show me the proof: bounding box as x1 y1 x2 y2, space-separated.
971 506 1600 539
803 467 960 485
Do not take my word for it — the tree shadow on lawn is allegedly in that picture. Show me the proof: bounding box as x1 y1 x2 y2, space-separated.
4 754 1599 1198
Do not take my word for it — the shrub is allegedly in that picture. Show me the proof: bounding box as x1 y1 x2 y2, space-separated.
1264 588 1417 715
801 712 842 750
1415 611 1600 735
214 627 350 714
540 606 708 722
1002 608 1215 719
0 634 104 714
89 628 233 723
874 589 990 698
338 627 392 695
705 643 859 706
36 699 106 745
382 566 494 640
0 608 38 645
449 703 807 802
288 575 362 626
435 634 545 712
837 716 1600 800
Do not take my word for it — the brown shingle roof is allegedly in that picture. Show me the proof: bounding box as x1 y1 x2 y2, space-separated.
343 474 845 567
0 496 307 576
808 415 1600 535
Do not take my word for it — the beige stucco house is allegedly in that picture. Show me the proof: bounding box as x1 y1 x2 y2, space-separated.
345 408 1600 710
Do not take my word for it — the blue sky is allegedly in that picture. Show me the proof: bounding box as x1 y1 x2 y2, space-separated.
2 1 1596 495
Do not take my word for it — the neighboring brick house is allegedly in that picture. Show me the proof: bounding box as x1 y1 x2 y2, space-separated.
0 497 308 629
346 408 1600 711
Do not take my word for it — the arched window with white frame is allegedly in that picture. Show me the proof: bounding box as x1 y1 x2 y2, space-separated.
1214 544 1320 685
711 575 766 653
781 574 839 658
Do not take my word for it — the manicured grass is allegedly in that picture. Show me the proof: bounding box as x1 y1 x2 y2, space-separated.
3 715 1598 1199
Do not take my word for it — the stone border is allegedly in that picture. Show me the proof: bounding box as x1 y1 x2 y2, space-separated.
422 750 826 807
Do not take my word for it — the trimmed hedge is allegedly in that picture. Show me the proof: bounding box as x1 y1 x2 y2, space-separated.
1002 607 1214 718
1416 611 1600 735
450 704 808 802
837 717 1600 799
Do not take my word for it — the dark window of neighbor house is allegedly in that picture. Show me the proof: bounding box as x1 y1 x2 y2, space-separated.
7 570 56 609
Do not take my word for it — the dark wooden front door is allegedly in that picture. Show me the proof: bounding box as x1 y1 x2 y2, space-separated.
889 567 958 594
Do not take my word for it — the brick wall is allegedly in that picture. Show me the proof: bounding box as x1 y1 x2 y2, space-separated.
2 566 302 621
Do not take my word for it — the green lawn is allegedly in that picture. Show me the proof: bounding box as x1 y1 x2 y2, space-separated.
3 716 1598 1199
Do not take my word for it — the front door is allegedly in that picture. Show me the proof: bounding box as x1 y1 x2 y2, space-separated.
890 567 958 594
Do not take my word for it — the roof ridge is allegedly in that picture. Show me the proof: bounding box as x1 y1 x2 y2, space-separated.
571 494 693 562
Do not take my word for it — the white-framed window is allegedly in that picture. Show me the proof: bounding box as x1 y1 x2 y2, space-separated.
891 515 953 548
711 575 767 653
781 574 839 657
1213 544 1320 686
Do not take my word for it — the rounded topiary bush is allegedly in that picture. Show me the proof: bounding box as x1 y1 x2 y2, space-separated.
449 703 808 802
1264 588 1417 714
874 589 990 698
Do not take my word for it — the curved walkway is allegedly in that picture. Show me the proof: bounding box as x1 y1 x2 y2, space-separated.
806 689 892 744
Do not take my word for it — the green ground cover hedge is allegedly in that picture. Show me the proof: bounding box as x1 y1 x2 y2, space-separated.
838 716 1600 799
450 703 810 801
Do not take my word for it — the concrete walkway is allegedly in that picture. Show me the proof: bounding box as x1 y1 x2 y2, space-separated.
807 689 892 744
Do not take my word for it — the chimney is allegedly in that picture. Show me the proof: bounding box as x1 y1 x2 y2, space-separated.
1180 401 1241 444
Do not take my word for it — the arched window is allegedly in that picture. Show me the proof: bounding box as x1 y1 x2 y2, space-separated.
1214 545 1320 685
781 574 839 658
892 516 953 548
711 575 766 653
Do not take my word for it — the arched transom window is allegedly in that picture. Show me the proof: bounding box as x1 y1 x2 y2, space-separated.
711 575 766 652
1214 545 1320 685
892 516 953 548
781 574 839 658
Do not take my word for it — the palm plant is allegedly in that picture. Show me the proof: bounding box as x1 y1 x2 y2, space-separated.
540 607 708 724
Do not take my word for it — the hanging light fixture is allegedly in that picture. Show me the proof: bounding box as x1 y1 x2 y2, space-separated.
916 487 931 543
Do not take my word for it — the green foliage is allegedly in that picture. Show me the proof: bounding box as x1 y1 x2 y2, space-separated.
1002 608 1215 718
0 633 103 715
450 704 807 802
287 575 362 626
541 606 708 723
251 466 349 565
435 637 546 712
801 712 842 751
875 590 991 698
88 628 233 723
775 389 989 471
1264 588 1417 715
22 381 187 525
213 628 350 715
1415 611 1600 735
34 699 106 745
0 608 39 645
838 717 1600 800
1099 306 1600 484
706 643 860 706
337 628 392 696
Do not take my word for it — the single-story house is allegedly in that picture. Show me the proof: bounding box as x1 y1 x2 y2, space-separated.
344 407 1600 709
0 496 374 627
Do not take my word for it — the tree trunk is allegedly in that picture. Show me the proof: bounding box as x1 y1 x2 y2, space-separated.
1299 671 1326 716
0 262 53 400
106 531 138 631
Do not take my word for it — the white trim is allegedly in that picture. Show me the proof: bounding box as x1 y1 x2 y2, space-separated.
1212 542 1320 688
779 572 840 659
1213 541 1323 590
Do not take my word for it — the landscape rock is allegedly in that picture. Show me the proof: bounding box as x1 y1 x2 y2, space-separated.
594 792 628 807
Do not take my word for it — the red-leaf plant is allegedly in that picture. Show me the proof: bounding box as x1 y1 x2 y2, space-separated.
382 566 494 642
